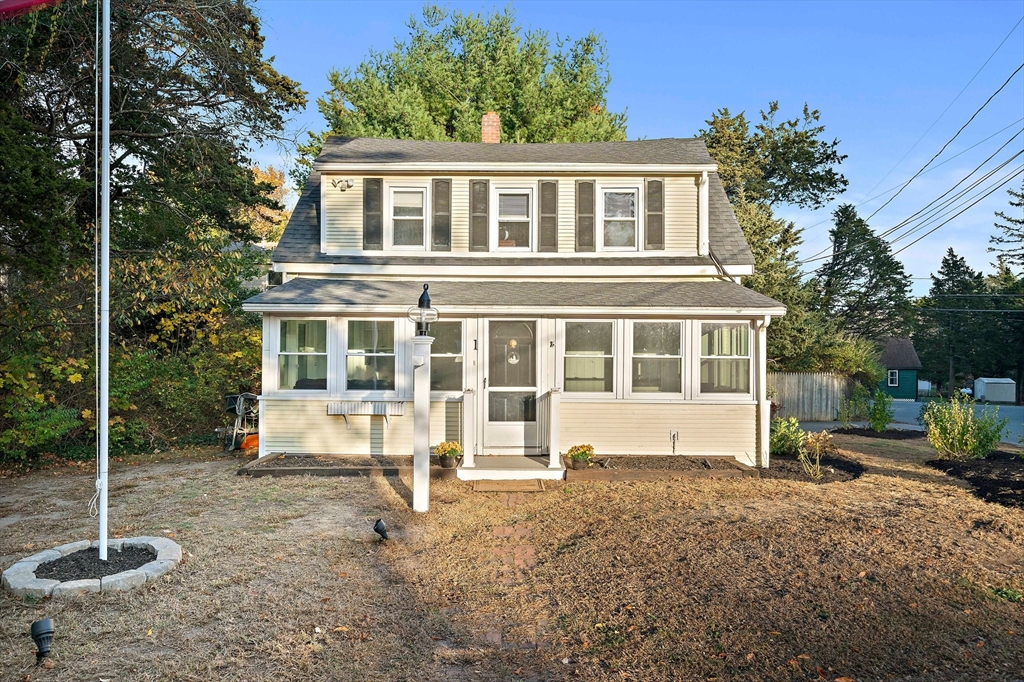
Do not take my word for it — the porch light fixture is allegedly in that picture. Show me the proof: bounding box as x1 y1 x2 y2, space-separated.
407 284 439 336
31 618 54 664
331 178 354 191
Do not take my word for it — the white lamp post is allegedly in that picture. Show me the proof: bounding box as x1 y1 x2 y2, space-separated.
407 285 438 513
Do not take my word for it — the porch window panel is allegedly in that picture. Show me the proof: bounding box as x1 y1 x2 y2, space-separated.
278 320 327 390
700 323 750 394
430 321 463 391
488 391 537 422
564 321 613 393
346 320 396 391
631 322 681 393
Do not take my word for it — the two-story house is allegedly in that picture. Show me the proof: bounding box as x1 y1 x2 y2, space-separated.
242 113 785 480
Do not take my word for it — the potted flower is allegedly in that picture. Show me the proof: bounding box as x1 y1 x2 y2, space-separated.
566 444 594 470
434 441 462 468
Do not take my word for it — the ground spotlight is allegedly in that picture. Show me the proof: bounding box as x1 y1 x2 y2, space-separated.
373 518 388 541
30 618 54 664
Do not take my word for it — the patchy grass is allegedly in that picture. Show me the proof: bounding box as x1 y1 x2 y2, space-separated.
2 436 1024 681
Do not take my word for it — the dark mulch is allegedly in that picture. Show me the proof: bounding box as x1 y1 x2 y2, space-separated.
830 427 926 440
758 452 865 484
592 456 738 471
257 455 415 468
926 450 1024 509
35 546 155 581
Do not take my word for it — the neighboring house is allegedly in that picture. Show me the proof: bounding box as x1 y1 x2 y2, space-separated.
242 113 786 480
878 337 921 401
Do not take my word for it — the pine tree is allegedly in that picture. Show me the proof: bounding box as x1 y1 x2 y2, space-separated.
989 181 1024 268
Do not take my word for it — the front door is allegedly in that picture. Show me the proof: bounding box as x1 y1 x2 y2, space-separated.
483 320 539 452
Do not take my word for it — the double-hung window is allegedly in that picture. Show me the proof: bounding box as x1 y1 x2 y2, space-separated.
390 187 426 248
346 321 396 391
496 190 532 249
278 320 327 390
887 369 899 387
631 322 682 393
700 323 750 394
430 321 463 391
602 188 639 249
564 322 614 393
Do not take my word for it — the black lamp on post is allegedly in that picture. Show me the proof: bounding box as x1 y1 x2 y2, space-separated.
407 284 439 336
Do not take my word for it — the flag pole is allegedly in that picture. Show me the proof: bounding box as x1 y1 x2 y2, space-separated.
97 0 111 562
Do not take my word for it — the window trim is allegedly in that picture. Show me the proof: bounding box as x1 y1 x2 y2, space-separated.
887 369 899 387
597 183 644 252
429 320 465 397
627 320 683 397
562 320 617 395
276 318 329 393
344 319 399 396
695 321 753 399
490 184 536 252
385 183 430 251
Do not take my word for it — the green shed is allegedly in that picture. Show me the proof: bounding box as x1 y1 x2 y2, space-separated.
878 337 921 400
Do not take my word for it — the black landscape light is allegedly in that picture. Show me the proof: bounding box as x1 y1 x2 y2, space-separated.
373 518 389 541
407 284 439 336
30 618 54 664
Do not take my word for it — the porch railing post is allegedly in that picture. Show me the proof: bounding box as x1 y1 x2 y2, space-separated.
548 388 562 468
461 388 475 468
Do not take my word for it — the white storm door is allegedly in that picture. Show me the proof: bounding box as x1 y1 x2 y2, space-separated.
483 320 539 452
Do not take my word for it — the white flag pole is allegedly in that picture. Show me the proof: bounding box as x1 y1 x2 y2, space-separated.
97 0 111 562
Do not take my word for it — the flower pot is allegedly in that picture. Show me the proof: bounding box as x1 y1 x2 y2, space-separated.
439 456 458 469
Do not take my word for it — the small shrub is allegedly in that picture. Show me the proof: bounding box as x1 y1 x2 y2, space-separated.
867 389 894 433
799 430 837 480
434 441 462 459
836 383 872 427
770 417 805 457
567 444 594 461
922 393 1008 460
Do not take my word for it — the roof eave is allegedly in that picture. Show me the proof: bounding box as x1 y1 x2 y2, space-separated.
311 161 719 174
242 302 786 316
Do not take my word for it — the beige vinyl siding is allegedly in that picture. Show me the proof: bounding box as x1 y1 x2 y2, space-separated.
557 178 576 252
450 179 470 252
262 399 458 455
664 175 698 252
322 175 364 251
560 401 756 465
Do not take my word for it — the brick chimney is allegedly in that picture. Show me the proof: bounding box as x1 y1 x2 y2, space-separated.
481 111 500 143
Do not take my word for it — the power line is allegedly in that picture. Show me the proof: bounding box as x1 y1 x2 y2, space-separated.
865 61 1024 222
858 16 1024 201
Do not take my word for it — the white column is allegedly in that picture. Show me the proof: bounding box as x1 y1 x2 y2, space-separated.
547 388 562 468
698 171 709 256
461 388 475 468
412 334 434 513
757 316 771 467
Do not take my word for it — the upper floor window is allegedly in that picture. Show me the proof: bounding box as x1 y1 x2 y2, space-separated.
602 187 640 250
564 321 614 393
631 321 681 393
496 189 532 249
346 320 396 391
389 187 427 249
279 320 327 390
430 321 463 391
699 323 750 394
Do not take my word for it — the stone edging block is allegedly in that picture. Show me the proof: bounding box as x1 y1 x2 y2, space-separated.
3 536 183 599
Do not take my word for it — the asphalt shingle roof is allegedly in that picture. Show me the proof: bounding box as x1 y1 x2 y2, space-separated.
244 278 785 312
879 337 922 370
272 170 755 267
314 137 717 166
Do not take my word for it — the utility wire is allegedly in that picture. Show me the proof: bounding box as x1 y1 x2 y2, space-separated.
865 61 1024 222
798 117 1024 256
859 16 1024 201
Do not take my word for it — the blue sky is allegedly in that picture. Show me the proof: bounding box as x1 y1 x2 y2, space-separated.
253 0 1024 294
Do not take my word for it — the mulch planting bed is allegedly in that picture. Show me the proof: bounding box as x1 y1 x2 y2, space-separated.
593 456 737 470
758 452 865 484
34 546 155 582
256 455 414 468
830 427 926 440
926 450 1024 509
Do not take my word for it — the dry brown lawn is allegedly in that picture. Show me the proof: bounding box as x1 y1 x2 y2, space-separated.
2 437 1024 681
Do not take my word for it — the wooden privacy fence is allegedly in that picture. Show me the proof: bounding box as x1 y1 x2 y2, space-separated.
767 372 852 421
